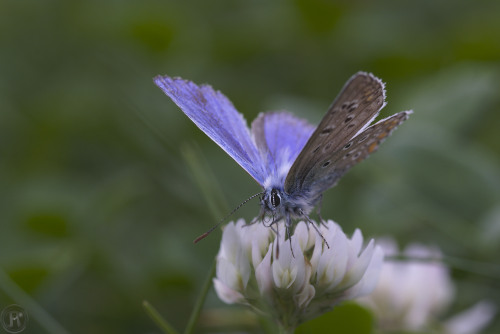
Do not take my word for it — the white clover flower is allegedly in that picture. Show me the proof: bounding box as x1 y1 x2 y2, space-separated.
213 218 384 329
443 300 497 334
358 239 496 334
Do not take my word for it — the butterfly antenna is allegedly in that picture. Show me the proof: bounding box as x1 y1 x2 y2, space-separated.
193 192 264 243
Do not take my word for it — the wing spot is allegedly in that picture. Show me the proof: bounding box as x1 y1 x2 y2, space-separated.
358 134 369 143
342 101 359 112
320 127 334 135
323 143 332 152
368 142 378 153
313 146 321 153
343 142 353 150
344 115 354 123
322 161 331 168
352 151 362 160
365 90 376 102
377 132 389 140
347 123 356 129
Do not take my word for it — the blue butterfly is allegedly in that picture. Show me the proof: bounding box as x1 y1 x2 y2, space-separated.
154 72 411 241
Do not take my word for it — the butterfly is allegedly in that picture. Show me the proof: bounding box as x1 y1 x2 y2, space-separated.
154 72 411 241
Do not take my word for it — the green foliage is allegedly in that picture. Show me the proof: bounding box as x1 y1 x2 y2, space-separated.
296 303 374 334
1 0 499 333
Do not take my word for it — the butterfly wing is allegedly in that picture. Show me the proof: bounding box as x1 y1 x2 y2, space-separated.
250 111 315 186
299 111 412 195
285 72 393 194
154 76 267 185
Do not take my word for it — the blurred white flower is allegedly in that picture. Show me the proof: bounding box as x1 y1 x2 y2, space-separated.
213 218 384 329
358 239 496 334
444 300 497 334
358 239 453 330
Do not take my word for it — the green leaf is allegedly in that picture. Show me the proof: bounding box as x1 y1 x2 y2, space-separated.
23 211 69 238
296 303 374 334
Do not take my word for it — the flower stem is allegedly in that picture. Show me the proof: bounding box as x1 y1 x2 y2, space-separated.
143 300 179 334
278 323 296 334
143 258 215 334
184 258 216 334
0 268 70 334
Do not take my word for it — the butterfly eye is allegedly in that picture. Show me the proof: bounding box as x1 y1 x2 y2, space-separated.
270 189 281 208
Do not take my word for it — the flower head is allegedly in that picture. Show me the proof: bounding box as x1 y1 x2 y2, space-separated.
358 239 496 334
213 219 384 328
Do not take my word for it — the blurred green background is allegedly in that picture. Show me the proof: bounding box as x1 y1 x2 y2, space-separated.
1 0 499 333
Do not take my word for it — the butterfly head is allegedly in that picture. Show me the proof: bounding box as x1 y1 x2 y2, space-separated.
261 188 284 213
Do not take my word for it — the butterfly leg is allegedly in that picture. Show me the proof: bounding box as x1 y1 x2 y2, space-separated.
249 205 268 226
285 214 295 258
246 215 262 227
302 211 330 249
268 215 282 259
263 212 279 228
262 214 273 227
315 195 329 228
